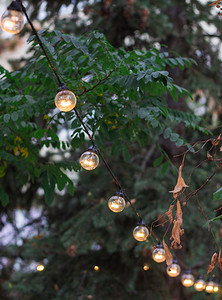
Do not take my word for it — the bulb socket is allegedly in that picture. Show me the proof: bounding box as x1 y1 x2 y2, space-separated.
57 84 70 93
172 257 178 264
87 145 98 154
114 189 124 198
184 269 192 274
137 218 146 227
156 241 164 249
7 1 22 12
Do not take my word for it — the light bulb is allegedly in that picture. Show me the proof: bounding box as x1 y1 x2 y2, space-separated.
181 271 194 287
80 148 99 170
55 88 77 112
152 243 165 263
213 280 220 293
1 7 24 34
94 265 100 272
205 279 215 293
143 263 149 271
108 194 125 213
133 224 149 242
166 260 181 277
36 264 44 272
194 277 206 292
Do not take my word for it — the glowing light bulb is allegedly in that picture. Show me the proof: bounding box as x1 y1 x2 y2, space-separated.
205 279 215 293
152 243 165 263
166 259 181 277
36 264 44 272
108 193 125 213
133 224 149 242
181 271 194 287
94 265 100 271
80 148 99 170
55 88 77 112
194 276 206 292
143 263 149 271
1 7 24 34
213 281 220 293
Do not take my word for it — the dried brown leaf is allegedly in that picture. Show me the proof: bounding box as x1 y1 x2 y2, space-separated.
171 220 181 244
171 240 182 250
163 239 173 266
165 205 174 224
176 200 183 226
169 164 189 195
207 252 218 274
218 249 222 271
212 134 221 146
207 151 214 161
180 228 184 236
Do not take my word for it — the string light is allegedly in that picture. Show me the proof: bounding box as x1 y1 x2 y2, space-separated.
1 1 24 34
36 264 44 272
108 190 125 213
152 242 165 263
1 0 147 244
205 278 215 293
55 85 77 112
80 146 99 170
133 220 149 242
143 263 150 271
181 270 194 287
194 275 206 292
166 258 181 277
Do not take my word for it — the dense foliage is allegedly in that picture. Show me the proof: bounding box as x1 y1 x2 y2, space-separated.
1 0 222 299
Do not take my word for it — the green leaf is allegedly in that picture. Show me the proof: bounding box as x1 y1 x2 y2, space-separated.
42 171 55 205
11 112 18 122
161 161 169 175
208 215 222 223
0 184 9 207
213 187 222 201
122 144 130 162
4 114 10 123
68 181 75 196
170 133 179 142
153 154 163 167
163 128 172 139
176 139 184 147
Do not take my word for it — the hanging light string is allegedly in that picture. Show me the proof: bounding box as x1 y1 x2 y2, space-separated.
17 0 63 86
15 0 143 222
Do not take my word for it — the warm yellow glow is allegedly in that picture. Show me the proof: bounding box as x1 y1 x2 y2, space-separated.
206 281 214 293
181 273 194 287
213 284 219 293
1 10 24 34
194 280 206 292
143 264 149 271
152 248 165 263
133 225 149 242
214 286 219 293
108 195 125 213
94 266 100 271
80 151 99 170
184 279 192 286
166 263 181 277
55 89 77 112
36 264 44 272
